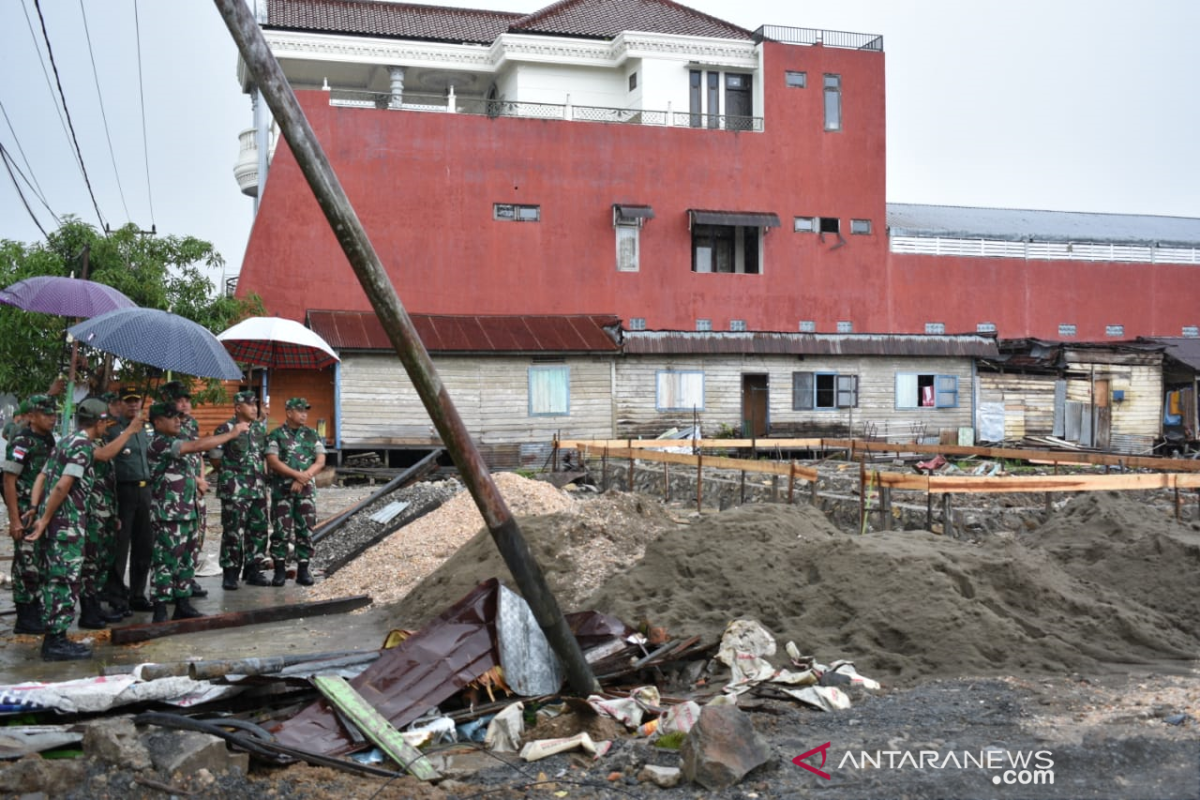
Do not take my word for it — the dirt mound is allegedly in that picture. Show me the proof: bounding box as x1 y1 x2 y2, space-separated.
582 501 1200 684
386 490 679 626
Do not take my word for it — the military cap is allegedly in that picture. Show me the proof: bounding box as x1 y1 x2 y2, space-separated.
120 386 142 401
101 391 120 404
285 397 311 410
26 395 57 416
15 399 30 416
233 390 258 405
158 380 191 401
148 401 180 421
77 398 109 422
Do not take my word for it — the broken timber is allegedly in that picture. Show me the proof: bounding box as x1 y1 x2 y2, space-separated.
313 448 443 544
313 675 441 781
110 595 371 645
321 496 447 578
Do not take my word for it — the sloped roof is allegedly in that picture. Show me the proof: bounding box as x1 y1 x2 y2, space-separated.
622 331 999 358
509 0 751 40
266 0 522 44
307 310 622 352
1142 337 1200 372
264 0 750 43
887 203 1200 248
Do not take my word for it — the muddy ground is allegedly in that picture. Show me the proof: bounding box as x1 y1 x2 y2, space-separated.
13 478 1200 799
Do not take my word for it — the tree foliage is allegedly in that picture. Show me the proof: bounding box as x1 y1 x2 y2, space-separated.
0 218 264 401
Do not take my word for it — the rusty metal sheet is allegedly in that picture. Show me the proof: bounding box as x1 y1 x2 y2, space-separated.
307 311 620 353
272 579 501 757
622 331 999 358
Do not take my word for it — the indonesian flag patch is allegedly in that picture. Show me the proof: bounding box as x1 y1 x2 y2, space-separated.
11 446 27 462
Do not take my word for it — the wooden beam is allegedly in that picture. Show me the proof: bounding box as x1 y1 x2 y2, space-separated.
110 595 372 645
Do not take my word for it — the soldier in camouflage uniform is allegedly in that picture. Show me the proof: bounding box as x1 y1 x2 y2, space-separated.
265 398 326 587
78 395 146 630
1 395 58 635
25 398 112 661
146 402 248 623
159 381 209 599
208 390 271 590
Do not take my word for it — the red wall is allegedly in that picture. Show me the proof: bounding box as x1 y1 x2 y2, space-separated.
238 42 1193 340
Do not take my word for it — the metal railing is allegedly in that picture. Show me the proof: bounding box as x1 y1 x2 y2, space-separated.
329 89 763 132
753 24 883 51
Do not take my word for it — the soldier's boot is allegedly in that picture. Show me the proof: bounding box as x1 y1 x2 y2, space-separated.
77 595 109 630
222 568 240 591
296 563 314 586
173 599 206 620
101 603 124 623
189 580 209 598
41 632 92 662
245 568 271 587
12 602 46 635
151 602 169 624
271 563 287 587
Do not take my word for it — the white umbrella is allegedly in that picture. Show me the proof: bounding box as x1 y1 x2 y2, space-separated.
217 317 340 370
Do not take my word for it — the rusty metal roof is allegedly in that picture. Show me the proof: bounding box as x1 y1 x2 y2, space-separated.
266 0 521 44
307 310 622 352
510 0 752 40
621 331 999 358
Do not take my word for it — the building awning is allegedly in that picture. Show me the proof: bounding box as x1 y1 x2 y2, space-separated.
689 209 781 228
613 204 655 221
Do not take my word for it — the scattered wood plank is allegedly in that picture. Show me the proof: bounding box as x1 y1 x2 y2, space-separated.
313 674 440 781
110 595 372 645
322 497 446 578
314 448 443 543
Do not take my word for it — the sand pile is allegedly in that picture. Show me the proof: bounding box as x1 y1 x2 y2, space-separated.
584 495 1200 683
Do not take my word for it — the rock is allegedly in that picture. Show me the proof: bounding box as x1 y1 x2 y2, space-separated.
638 764 682 788
145 730 250 776
83 716 153 771
680 704 772 790
0 755 87 795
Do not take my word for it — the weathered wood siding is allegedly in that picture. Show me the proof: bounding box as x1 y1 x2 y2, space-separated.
614 354 975 441
1063 355 1162 452
338 354 616 451
976 373 1059 441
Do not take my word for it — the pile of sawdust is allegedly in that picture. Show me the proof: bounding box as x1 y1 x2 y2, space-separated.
583 495 1200 683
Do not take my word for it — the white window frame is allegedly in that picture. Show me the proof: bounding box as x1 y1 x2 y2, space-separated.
977 322 997 334
528 365 570 416
896 373 958 409
1058 323 1077 337
696 319 712 332
785 71 807 88
824 74 842 131
656 370 704 411
629 317 646 331
616 223 639 272
850 219 872 235
925 322 946 334
837 321 853 333
1105 324 1124 338
730 319 747 332
799 320 816 332
494 203 540 222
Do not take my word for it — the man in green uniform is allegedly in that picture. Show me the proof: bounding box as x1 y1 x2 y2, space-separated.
146 402 248 623
209 391 271 590
26 398 111 661
1 395 58 634
2 402 28 443
159 381 209 598
78 395 146 629
265 397 326 587
104 387 155 615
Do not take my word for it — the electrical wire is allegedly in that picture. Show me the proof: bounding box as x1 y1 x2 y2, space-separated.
133 0 156 229
31 0 107 231
79 0 131 223
19 0 81 189
1 143 49 239
0 139 61 228
0 96 49 205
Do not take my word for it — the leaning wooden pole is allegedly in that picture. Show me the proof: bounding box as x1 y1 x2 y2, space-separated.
213 0 597 695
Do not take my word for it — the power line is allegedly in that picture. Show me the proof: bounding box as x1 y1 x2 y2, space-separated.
79 0 131 223
0 143 49 239
19 0 81 188
0 96 50 208
32 0 107 231
133 0 156 229
0 136 61 227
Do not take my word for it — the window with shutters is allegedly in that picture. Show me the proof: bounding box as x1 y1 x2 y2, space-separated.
528 366 569 416
793 372 858 410
657 370 704 411
895 373 958 409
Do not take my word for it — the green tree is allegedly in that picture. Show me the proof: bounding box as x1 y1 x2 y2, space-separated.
0 218 264 401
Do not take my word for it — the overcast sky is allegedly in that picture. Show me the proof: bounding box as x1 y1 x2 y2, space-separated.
2 0 1198 291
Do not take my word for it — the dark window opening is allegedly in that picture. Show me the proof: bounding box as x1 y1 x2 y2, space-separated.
819 217 839 234
707 72 719 129
692 224 762 274
689 70 702 127
494 203 540 222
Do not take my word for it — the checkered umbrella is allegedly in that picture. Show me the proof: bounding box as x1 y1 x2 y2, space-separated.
217 316 340 369
0 275 135 318
68 307 243 380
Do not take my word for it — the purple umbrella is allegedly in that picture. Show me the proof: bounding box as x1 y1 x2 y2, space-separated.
0 276 136 318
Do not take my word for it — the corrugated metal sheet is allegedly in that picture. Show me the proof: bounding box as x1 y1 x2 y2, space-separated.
306 310 622 353
888 203 1200 248
690 210 781 228
1143 337 1200 372
621 331 998 358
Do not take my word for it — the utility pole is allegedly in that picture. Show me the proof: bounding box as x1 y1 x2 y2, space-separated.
59 244 90 435
211 0 597 695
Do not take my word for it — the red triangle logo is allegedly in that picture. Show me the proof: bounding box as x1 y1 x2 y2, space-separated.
792 742 832 780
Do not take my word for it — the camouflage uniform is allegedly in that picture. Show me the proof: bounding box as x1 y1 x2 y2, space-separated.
147 430 201 604
2 424 55 604
210 411 269 571
83 451 118 599
161 380 208 581
38 430 95 635
266 422 325 565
